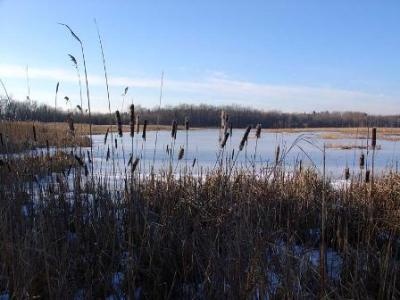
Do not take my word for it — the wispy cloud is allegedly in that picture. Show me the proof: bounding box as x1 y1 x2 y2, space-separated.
0 64 398 114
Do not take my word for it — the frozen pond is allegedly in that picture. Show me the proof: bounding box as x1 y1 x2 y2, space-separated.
82 128 400 179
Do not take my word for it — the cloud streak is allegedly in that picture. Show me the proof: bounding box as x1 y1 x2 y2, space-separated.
0 64 398 114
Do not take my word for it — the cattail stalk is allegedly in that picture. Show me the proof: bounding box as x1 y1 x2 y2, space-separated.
239 126 251 151
60 23 94 180
129 105 135 138
116 110 123 137
142 120 147 141
371 127 377 185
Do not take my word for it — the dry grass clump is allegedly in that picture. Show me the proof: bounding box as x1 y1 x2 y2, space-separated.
0 121 90 153
0 121 176 153
0 168 399 298
0 151 76 183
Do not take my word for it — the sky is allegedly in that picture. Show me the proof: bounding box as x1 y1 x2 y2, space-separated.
0 0 399 114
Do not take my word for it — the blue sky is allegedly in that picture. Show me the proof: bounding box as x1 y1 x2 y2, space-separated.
0 0 399 114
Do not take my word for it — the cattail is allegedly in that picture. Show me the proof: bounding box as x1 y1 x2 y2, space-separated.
345 167 350 180
178 147 185 160
223 113 229 135
74 155 84 166
239 126 251 151
166 144 170 155
136 115 140 134
76 105 82 112
255 123 262 139
365 170 370 183
130 104 135 137
104 128 109 145
0 133 4 146
231 149 235 160
221 132 230 148
299 160 302 173
192 158 197 168
116 110 123 137
185 117 190 131
275 145 280 165
220 110 225 129
142 120 147 140
87 150 92 164
171 119 178 139
32 124 37 142
128 154 133 166
106 146 110 161
67 114 75 134
371 128 377 149
132 157 139 172
66 164 72 176
359 153 365 169
84 164 89 176
219 110 225 141
115 138 118 149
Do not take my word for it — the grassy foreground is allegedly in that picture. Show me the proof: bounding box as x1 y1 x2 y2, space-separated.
0 164 399 299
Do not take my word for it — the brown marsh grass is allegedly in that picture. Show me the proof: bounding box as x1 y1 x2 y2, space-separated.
0 121 174 153
0 165 399 298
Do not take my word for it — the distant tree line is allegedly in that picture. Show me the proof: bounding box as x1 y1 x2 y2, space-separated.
1 97 399 128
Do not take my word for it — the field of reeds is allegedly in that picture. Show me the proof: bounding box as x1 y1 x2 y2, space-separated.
1 24 399 299
1 155 399 298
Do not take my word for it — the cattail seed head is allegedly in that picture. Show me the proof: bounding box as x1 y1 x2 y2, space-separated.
67 114 75 135
132 157 140 172
255 123 262 139
32 124 37 142
185 117 190 131
128 154 133 166
87 150 92 164
178 147 184 160
104 128 109 145
130 104 135 137
239 125 251 151
220 110 225 128
115 138 118 149
116 110 123 137
359 153 365 169
171 119 178 139
74 155 84 166
345 167 350 180
223 113 229 134
142 120 147 140
192 158 196 168
221 132 230 148
371 128 377 149
275 145 280 165
365 169 370 183
106 146 110 161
